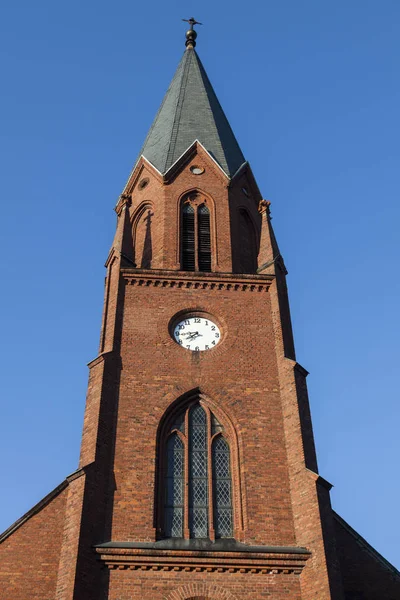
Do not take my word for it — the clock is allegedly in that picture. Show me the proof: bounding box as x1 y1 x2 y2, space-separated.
173 315 221 351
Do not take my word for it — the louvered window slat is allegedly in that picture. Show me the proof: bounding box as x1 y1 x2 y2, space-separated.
198 205 211 272
182 205 195 271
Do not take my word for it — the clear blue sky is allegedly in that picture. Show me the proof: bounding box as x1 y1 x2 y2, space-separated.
1 0 399 568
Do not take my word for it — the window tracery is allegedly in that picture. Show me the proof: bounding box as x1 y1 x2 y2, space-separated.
161 402 233 540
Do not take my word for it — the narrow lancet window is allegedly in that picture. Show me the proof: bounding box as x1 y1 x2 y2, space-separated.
182 204 195 271
189 405 209 538
198 205 211 272
164 434 184 538
212 436 233 538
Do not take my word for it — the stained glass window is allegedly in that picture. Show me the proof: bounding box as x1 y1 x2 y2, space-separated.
163 403 234 540
164 434 184 538
212 436 233 538
189 405 208 538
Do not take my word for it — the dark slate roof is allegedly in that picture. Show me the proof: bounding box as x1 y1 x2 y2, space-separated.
136 47 245 177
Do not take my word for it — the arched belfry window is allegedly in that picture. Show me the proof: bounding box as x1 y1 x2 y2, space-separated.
181 194 212 272
161 402 233 540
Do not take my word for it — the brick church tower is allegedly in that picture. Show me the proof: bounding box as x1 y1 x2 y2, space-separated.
1 21 400 600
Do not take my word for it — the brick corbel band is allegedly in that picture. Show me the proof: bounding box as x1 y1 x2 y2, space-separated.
95 544 310 575
121 268 274 293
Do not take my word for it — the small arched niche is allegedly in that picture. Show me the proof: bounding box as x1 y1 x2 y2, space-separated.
132 203 154 269
237 208 258 273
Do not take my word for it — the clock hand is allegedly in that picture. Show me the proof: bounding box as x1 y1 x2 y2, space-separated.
183 331 197 339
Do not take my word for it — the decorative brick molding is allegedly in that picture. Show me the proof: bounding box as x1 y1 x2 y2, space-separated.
96 546 310 575
121 269 274 293
165 582 237 600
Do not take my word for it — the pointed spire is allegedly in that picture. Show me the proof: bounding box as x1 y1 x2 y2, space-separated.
135 27 245 178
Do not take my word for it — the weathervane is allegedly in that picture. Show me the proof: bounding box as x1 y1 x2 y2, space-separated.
182 17 202 48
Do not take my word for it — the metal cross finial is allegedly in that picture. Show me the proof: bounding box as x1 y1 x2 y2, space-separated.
182 17 202 48
182 17 202 30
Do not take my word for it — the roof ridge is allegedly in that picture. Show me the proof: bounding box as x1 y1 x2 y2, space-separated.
194 51 244 174
165 49 192 170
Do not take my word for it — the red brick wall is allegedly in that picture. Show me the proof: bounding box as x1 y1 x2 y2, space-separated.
74 151 343 598
107 568 302 600
110 275 296 546
0 486 67 600
334 513 400 599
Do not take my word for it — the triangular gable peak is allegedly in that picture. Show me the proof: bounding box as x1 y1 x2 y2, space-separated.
120 156 164 200
163 140 234 183
121 140 236 199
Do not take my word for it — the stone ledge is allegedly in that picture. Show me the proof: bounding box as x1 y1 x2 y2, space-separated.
95 542 310 574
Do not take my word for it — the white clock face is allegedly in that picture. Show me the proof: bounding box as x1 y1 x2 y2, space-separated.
173 316 221 351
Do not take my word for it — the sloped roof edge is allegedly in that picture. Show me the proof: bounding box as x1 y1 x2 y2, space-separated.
0 467 86 544
333 511 400 577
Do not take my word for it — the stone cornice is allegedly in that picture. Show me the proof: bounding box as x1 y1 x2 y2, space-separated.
294 362 310 377
306 469 334 491
95 544 310 574
87 350 115 369
120 269 274 293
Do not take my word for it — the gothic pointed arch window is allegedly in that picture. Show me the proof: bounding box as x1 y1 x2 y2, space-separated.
160 401 234 540
181 193 212 272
